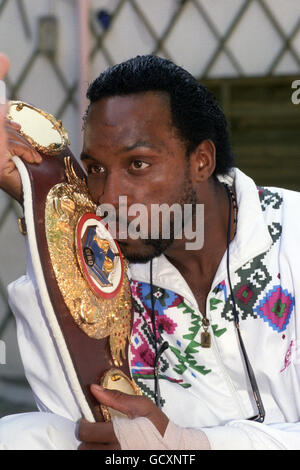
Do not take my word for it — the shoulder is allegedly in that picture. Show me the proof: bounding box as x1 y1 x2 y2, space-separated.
258 185 300 256
258 185 300 212
257 185 300 226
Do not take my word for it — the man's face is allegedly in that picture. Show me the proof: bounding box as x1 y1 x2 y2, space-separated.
81 91 196 263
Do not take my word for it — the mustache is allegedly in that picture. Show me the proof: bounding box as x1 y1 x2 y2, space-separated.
96 207 148 227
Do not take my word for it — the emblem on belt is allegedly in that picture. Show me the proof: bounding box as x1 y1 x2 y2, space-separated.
76 214 123 299
45 157 132 367
8 100 142 422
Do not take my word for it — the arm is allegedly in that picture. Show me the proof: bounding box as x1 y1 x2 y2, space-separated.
78 385 210 450
0 53 80 420
9 204 300 449
78 386 300 450
7 243 82 421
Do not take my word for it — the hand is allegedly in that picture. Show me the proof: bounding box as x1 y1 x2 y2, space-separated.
0 53 42 203
1 118 42 203
77 384 169 450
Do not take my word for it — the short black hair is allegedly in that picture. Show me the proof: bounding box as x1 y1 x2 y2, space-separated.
86 55 234 176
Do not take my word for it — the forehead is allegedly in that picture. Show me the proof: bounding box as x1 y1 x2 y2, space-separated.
83 91 175 150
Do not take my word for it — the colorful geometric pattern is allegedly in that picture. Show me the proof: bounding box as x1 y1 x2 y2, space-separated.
254 285 295 332
213 281 228 302
129 188 295 404
169 302 212 379
221 187 285 324
221 252 272 322
130 281 215 404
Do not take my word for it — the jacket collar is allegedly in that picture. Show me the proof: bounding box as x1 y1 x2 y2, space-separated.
129 168 273 303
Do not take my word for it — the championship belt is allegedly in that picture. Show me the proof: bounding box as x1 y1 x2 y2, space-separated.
8 101 141 423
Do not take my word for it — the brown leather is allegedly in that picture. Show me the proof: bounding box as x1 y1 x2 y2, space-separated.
22 148 131 422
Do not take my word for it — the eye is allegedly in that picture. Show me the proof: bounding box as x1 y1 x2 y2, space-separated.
86 163 105 175
130 160 150 171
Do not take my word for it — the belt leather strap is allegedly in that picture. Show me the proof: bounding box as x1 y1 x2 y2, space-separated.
10 101 136 423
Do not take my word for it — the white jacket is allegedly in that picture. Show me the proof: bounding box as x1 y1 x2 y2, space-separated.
1 168 300 450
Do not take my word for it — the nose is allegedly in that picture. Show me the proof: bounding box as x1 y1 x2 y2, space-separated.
88 170 126 210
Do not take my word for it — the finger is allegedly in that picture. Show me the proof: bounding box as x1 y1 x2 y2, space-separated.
90 385 169 436
5 119 21 130
5 118 33 142
5 120 29 140
5 122 42 163
77 419 117 444
7 140 42 164
4 119 40 155
0 54 10 79
90 384 151 419
91 386 147 418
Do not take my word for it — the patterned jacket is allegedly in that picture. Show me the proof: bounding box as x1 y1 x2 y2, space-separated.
128 168 300 448
5 168 300 449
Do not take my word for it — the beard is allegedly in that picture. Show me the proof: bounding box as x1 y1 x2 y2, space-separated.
123 174 198 264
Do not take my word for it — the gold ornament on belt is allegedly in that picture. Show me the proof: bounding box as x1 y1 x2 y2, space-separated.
8 101 140 421
45 157 132 367
7 101 69 154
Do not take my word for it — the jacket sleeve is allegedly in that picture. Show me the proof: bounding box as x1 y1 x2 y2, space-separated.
7 243 81 422
8 242 300 450
202 420 300 450
112 416 300 450
113 417 300 450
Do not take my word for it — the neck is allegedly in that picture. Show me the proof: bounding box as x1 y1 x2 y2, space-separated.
164 180 234 286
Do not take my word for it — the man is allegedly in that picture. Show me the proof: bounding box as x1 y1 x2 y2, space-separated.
0 54 300 450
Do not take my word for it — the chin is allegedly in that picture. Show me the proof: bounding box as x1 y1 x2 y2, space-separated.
117 241 155 264
117 238 174 264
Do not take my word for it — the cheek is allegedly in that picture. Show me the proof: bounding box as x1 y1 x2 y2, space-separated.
132 177 185 209
87 176 104 203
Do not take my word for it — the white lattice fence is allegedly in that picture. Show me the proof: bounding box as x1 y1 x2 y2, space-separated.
0 0 299 417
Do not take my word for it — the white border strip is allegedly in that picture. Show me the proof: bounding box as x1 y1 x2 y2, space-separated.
13 156 95 422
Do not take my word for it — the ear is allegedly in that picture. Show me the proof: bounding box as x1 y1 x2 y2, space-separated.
189 140 216 183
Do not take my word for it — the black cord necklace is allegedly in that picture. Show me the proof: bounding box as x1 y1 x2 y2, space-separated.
224 184 265 422
150 259 169 408
149 183 265 420
200 183 237 348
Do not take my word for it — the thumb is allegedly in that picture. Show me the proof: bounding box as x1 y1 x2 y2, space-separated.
90 384 151 419
90 384 169 436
